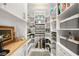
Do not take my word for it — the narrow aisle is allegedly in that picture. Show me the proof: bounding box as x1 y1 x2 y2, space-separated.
27 3 57 56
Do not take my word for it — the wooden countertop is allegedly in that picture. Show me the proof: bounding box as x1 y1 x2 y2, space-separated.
4 39 27 56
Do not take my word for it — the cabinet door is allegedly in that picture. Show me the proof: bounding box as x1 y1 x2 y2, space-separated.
2 3 26 19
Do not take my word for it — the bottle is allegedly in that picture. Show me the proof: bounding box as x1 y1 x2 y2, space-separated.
68 32 74 40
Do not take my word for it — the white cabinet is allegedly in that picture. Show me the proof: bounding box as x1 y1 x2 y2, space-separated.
3 3 26 19
10 43 26 56
56 3 79 56
0 3 27 22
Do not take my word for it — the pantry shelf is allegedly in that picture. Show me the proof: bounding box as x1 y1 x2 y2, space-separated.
58 4 77 19
60 14 79 23
58 28 79 30
68 39 79 44
60 36 79 44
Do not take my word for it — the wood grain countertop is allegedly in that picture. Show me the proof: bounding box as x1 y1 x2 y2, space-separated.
3 39 27 56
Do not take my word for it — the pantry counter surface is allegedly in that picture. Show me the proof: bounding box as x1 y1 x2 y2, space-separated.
4 39 27 56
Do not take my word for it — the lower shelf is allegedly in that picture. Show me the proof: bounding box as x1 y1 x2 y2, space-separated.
60 36 79 44
60 38 79 55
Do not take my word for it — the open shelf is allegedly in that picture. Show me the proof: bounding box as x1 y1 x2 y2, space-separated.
58 4 75 17
60 14 79 23
57 3 79 56
60 36 79 44
58 28 79 30
60 36 66 40
58 4 78 20
68 39 79 44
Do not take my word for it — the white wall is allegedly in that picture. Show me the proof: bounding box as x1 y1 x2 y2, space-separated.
0 17 27 39
15 19 27 38
0 3 28 39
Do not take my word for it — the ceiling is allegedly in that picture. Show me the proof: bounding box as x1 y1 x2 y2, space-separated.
27 3 56 17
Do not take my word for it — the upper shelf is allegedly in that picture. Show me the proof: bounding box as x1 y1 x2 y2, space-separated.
60 14 79 23
58 4 78 20
0 6 27 22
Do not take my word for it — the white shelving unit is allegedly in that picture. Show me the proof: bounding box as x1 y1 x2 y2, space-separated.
56 3 79 56
50 4 57 55
27 3 57 56
58 3 77 19
50 19 57 32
